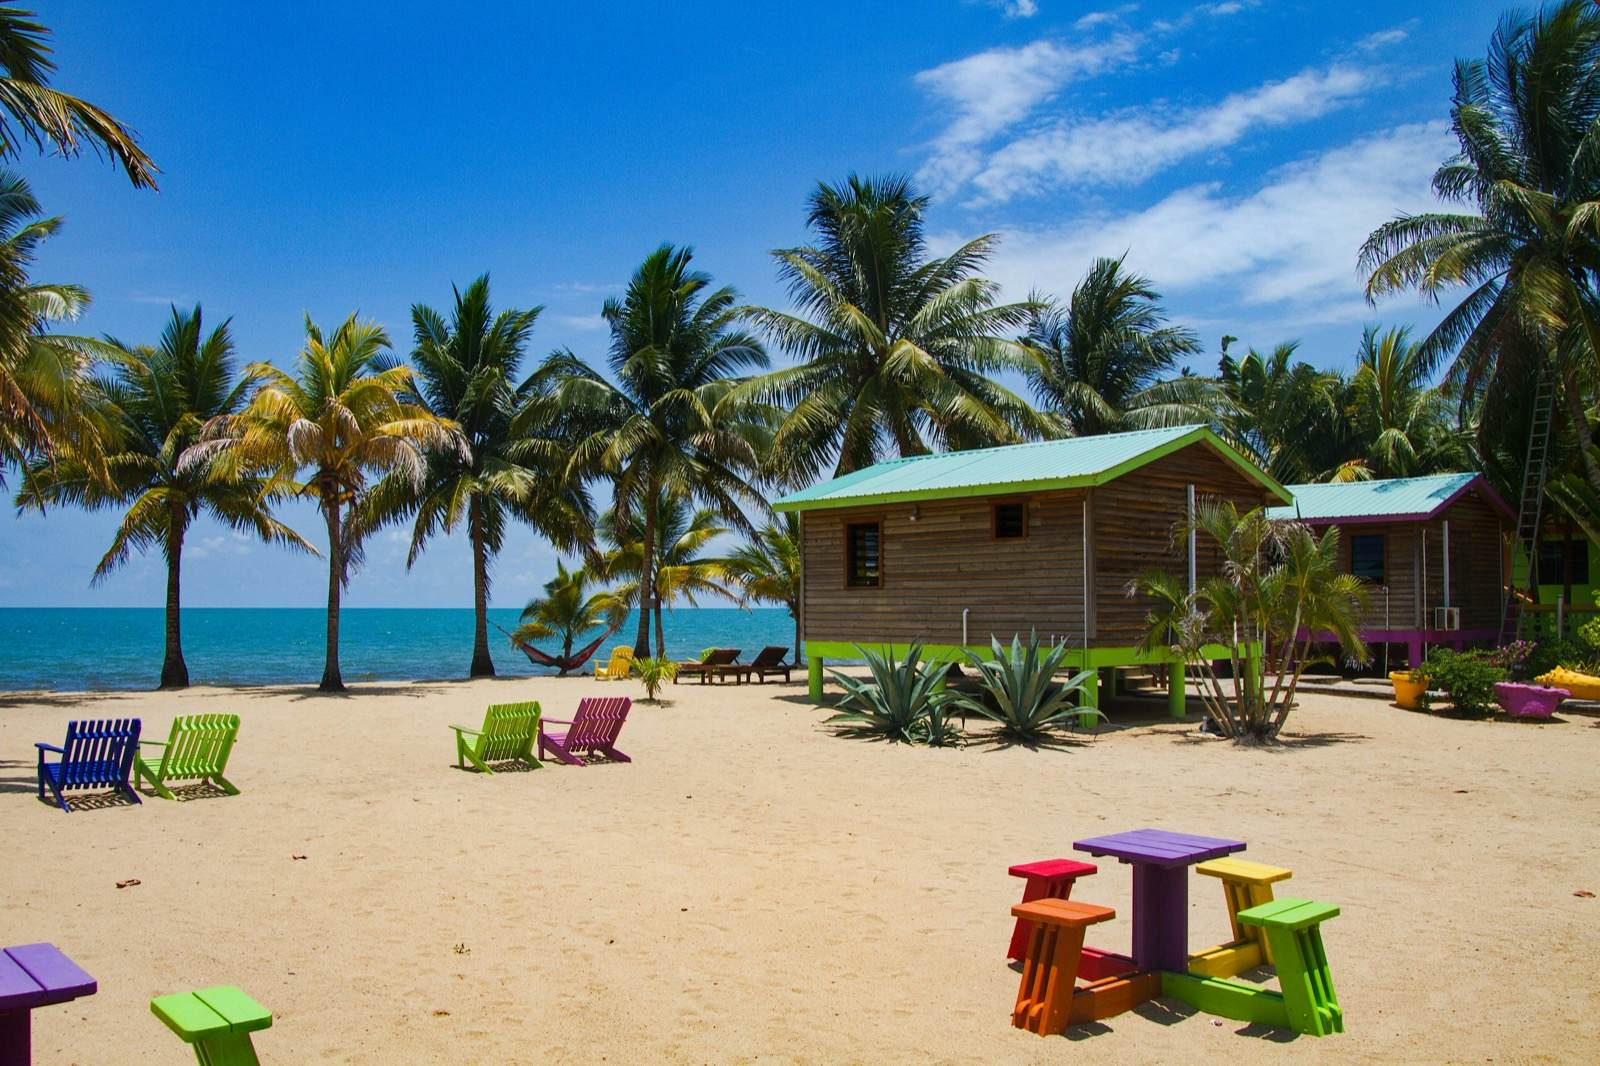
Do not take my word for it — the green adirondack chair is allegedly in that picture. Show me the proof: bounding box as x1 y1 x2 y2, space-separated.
136 714 242 799
450 701 542 773
151 985 272 1065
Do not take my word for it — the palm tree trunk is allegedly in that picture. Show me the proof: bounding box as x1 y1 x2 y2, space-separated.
320 497 345 692
469 497 495 678
159 508 189 689
792 605 801 667
632 487 657 657
654 599 665 659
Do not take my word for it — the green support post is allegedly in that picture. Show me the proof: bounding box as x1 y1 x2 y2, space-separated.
808 656 824 703
1168 660 1186 718
1077 666 1099 728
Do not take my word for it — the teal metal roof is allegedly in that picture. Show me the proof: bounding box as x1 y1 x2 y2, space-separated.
772 425 1290 512
1267 473 1509 523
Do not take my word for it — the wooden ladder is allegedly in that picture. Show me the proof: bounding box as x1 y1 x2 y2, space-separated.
1499 367 1558 644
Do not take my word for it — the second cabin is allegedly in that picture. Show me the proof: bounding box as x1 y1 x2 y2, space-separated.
772 425 1291 710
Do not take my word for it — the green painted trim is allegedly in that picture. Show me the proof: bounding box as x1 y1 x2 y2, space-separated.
1161 971 1289 1029
772 427 1291 513
1168 661 1187 718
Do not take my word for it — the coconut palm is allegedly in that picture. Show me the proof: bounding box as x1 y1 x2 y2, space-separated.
1217 342 1342 483
541 243 768 657
595 495 732 658
716 512 801 659
17 306 311 687
1023 255 1211 436
744 174 1045 481
0 7 157 188
1332 325 1471 481
511 562 628 677
1360 0 1600 488
207 314 460 691
364 275 592 678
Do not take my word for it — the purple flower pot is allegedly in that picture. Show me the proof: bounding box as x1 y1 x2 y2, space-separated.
1492 682 1569 719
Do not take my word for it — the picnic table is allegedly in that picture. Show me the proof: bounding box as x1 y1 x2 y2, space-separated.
0 943 96 1066
1073 828 1246 973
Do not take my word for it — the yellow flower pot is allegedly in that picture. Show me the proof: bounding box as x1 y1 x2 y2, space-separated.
1390 671 1427 710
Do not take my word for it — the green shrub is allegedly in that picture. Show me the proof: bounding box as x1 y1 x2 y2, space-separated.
827 644 962 745
955 631 1099 742
632 656 678 701
1524 637 1595 678
1417 649 1505 717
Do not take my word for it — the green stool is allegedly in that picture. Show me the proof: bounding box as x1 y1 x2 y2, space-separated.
1237 898 1343 1036
151 985 272 1065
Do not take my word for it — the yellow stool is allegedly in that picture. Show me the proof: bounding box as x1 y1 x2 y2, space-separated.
1188 857 1292 977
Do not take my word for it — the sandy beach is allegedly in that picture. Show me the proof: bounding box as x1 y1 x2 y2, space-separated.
3 675 1597 1064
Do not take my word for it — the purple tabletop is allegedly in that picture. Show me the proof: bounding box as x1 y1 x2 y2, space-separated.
0 944 96 1013
1073 828 1246 868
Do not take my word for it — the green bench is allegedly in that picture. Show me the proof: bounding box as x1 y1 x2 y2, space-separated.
151 985 272 1065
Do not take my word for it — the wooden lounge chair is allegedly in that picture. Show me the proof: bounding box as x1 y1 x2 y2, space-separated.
449 701 541 773
675 647 740 684
35 718 141 812
151 985 272 1066
594 645 634 681
538 697 632 765
747 646 793 683
136 714 242 799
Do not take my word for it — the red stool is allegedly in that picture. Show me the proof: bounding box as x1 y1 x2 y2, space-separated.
1007 858 1097 960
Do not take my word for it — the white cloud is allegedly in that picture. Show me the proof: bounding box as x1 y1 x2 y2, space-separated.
914 34 1141 193
1074 4 1138 30
987 0 1040 17
960 122 1453 333
963 62 1380 204
1358 28 1409 51
553 313 607 332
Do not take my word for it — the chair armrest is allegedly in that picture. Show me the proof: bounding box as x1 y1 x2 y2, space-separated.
449 725 483 736
34 742 63 753
542 717 573 727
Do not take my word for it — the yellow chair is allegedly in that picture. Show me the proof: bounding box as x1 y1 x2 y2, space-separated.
1188 857 1293 977
594 646 635 681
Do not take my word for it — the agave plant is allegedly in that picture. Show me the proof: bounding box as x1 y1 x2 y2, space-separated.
957 632 1099 742
632 655 678 702
826 644 962 745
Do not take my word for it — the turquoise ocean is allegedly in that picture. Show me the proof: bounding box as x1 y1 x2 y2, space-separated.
0 607 795 692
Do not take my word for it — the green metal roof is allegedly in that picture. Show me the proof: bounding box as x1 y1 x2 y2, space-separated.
771 425 1290 512
1267 473 1511 523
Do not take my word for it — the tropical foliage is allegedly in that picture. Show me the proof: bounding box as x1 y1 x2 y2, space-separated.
594 494 731 657
511 562 627 676
827 644 963 745
631 655 678 702
955 632 1098 743
716 512 802 659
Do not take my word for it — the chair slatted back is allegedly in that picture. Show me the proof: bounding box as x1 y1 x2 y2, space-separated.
158 714 240 782
477 702 540 763
704 648 741 666
750 646 788 668
60 718 140 789
569 697 631 749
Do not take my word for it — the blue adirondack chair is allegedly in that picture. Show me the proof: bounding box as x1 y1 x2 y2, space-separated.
35 718 142 813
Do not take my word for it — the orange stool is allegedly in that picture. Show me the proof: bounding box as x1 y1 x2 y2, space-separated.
1010 898 1116 1036
1006 859 1097 960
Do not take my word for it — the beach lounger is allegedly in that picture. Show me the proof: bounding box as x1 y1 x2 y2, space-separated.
747 646 793 683
35 718 141 812
674 647 740 684
136 713 242 799
151 985 272 1065
538 697 632 765
594 646 634 681
449 701 542 773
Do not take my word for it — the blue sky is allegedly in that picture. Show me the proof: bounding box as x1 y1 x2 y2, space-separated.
2 0 1511 607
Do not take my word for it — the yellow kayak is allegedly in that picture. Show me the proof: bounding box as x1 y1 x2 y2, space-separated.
1535 666 1600 700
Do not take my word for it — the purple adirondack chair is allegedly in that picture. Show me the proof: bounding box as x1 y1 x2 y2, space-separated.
538 697 633 766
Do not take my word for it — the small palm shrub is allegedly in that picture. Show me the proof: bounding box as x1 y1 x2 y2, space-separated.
827 644 962 745
632 656 678 702
957 632 1100 742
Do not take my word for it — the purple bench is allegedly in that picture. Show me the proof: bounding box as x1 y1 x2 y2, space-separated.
1074 828 1247 974
0 943 96 1065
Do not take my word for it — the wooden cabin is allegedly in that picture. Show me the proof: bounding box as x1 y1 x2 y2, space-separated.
772 425 1290 711
1267 473 1513 666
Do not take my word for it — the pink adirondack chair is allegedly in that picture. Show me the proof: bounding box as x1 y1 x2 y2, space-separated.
538 697 633 765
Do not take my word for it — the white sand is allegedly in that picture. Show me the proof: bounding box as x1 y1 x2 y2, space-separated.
3 675 1597 1064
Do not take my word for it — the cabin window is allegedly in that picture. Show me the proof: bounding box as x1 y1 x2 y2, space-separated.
846 522 882 588
1350 534 1385 583
1538 539 1590 585
993 501 1026 539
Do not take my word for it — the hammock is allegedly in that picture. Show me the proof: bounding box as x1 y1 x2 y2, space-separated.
494 621 622 674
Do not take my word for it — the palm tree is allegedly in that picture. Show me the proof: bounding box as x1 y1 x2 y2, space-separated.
1360 1 1600 490
717 512 802 659
511 562 627 677
596 495 732 658
0 169 103 478
744 174 1045 481
365 275 592 678
17 306 310 687
208 314 460 691
1217 341 1342 483
1023 255 1209 436
542 243 768 657
1333 325 1470 481
0 7 157 187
